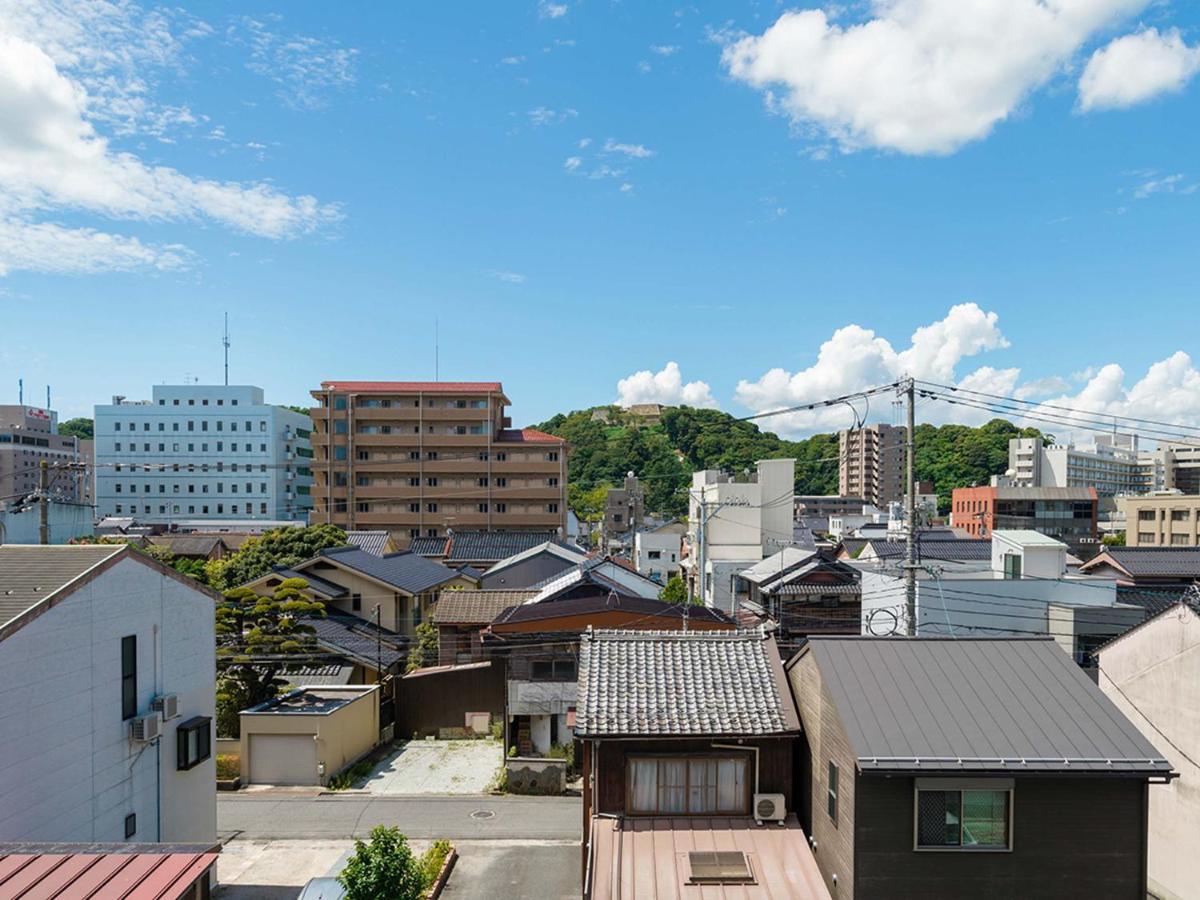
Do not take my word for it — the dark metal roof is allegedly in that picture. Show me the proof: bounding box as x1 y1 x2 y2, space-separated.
420 531 567 562
270 567 348 598
147 535 228 557
309 613 407 669
798 636 1172 775
1082 547 1200 578
434 589 540 624
491 594 736 629
576 628 800 738
407 536 450 556
318 546 468 594
865 537 993 562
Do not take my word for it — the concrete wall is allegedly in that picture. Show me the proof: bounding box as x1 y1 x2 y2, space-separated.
0 556 215 844
506 757 566 794
1098 608 1200 900
240 686 379 786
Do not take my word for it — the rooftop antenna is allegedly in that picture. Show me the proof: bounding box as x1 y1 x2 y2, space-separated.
223 312 231 387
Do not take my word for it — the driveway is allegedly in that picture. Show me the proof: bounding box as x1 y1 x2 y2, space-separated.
215 839 353 899
357 739 502 794
439 841 580 900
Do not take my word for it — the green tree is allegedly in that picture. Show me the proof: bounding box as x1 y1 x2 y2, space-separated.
338 826 427 900
406 619 439 673
57 417 94 440
215 577 325 737
1102 532 1126 547
205 524 348 590
658 575 690 605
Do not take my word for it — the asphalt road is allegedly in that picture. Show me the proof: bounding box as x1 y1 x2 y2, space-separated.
218 793 583 842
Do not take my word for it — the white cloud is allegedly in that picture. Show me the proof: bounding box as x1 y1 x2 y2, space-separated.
637 60 653 74
528 106 578 126
1079 27 1200 111
0 16 338 275
1133 172 1194 199
650 44 680 56
501 55 525 65
486 269 526 284
722 0 1150 155
619 182 634 193
617 362 717 409
239 16 358 111
603 138 655 158
1014 375 1070 399
563 156 583 172
539 1 568 19
734 303 1010 432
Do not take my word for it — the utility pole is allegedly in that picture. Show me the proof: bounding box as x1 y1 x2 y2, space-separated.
904 377 917 635
39 460 49 545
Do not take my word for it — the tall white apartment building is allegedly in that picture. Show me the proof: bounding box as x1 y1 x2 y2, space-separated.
1009 435 1147 496
95 385 314 525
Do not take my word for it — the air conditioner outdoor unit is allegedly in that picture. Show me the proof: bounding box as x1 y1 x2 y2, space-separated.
152 694 180 720
130 712 162 742
754 793 786 824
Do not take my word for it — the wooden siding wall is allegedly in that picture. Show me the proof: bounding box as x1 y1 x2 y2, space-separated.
592 738 795 816
854 776 1148 900
787 650 858 899
394 663 505 738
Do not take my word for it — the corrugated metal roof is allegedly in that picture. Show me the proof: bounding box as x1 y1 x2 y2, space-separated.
800 636 1172 774
319 547 468 594
576 628 800 737
864 538 993 562
0 545 126 632
0 849 217 899
434 589 540 624
587 816 831 900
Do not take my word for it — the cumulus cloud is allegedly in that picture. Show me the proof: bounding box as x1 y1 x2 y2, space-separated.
1079 27 1200 111
616 362 717 409
722 0 1151 155
734 303 1010 432
563 156 583 172
528 106 578 126
539 1 568 19
603 138 655 158
0 9 338 275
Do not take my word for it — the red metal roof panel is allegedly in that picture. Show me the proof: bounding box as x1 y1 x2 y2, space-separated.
0 852 218 900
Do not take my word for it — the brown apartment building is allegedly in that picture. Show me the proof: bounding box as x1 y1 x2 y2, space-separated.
309 382 567 546
838 423 906 509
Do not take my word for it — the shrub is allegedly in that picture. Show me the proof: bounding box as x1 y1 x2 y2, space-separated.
328 760 374 791
418 839 453 888
215 755 240 780
338 826 426 900
546 742 576 770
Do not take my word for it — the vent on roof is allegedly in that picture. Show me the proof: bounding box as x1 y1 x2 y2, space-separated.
687 851 754 885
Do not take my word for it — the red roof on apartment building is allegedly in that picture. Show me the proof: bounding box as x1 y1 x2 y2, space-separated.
497 428 562 444
319 381 505 393
0 849 218 899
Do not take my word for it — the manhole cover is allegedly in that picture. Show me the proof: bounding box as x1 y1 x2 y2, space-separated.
470 810 496 820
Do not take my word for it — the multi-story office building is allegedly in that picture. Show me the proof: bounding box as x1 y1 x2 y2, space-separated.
1148 441 1200 494
1120 493 1200 547
0 405 86 508
838 424 906 509
94 385 313 524
951 485 1098 545
1009 435 1147 496
308 381 567 545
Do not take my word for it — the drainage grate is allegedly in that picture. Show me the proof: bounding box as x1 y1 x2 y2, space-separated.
470 810 496 820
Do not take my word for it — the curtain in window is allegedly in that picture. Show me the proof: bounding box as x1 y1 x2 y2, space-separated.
659 760 687 813
717 758 746 812
688 759 718 813
630 759 657 813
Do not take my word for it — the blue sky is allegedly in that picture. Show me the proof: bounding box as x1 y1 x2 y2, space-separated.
2 1 1199 435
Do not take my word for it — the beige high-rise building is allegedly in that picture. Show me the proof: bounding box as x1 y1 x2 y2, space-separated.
838 423 906 509
309 381 567 546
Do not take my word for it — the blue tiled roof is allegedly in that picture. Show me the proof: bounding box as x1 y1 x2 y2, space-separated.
319 546 470 594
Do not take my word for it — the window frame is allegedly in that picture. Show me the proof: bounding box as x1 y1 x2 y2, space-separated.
913 778 1014 853
121 635 137 721
625 753 752 817
176 716 212 771
827 761 838 826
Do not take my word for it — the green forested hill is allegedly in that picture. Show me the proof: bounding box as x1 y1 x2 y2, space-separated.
536 405 1040 520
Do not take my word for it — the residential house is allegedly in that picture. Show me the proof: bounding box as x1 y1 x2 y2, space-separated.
146 534 230 561
855 531 1131 655
94 384 314 525
409 530 568 571
1077 546 1200 614
683 458 795 613
1096 600 1200 900
433 589 539 665
345 529 398 555
787 636 1174 899
308 381 567 544
737 548 861 649
0 545 216 844
577 628 829 899
633 521 685 584
794 495 867 518
478 539 589 588
625 403 665 426
241 545 479 637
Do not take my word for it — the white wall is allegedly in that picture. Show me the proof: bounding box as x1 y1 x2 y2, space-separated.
1098 610 1200 900
0 556 215 843
634 531 681 584
756 459 795 554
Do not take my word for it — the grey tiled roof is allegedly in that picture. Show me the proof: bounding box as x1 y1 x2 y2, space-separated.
865 537 993 562
1090 547 1200 578
0 545 126 631
270 567 348 599
147 535 228 558
801 636 1171 774
345 531 392 556
319 546 469 594
309 613 407 670
575 628 799 737
492 594 735 629
434 589 540 625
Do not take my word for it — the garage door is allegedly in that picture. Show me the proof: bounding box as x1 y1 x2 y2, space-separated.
249 734 317 786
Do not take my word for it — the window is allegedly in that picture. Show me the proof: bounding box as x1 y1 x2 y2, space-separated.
495 502 507 513
548 477 559 486
334 420 348 434
352 592 362 612
409 477 420 487
176 716 212 771
530 658 576 680
1171 509 1190 521
334 447 347 461
547 451 559 461
1138 509 1157 521
827 761 839 825
333 395 347 410
426 477 438 487
426 502 438 513
627 756 749 815
648 550 662 560
548 503 559 513
124 813 137 839
478 503 489 513
410 503 420 513
915 781 1011 850
688 852 753 886
496 477 507 487
1138 532 1155 543
1171 534 1190 545
121 635 137 720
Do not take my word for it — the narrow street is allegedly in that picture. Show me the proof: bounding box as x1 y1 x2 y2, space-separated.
218 792 582 842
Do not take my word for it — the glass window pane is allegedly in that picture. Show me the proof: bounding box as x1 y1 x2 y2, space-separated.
917 790 961 846
962 790 1008 848
630 760 657 813
717 759 746 813
659 760 687 813
688 759 717 813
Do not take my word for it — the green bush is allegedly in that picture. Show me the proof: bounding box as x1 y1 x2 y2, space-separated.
328 760 374 791
546 742 576 770
215 755 240 780
419 839 453 888
338 826 427 900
